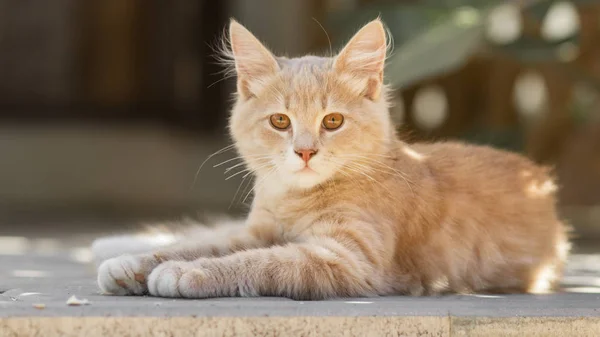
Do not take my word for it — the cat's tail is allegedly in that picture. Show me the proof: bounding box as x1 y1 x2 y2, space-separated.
90 216 245 265
90 231 181 265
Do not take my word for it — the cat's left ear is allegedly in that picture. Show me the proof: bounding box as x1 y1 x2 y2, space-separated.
333 19 387 100
229 20 279 100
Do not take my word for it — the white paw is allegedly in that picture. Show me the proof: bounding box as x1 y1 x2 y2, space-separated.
147 261 217 298
97 255 155 295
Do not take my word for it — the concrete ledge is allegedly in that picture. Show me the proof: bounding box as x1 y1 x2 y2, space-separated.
1 317 448 337
2 316 599 337
451 317 600 336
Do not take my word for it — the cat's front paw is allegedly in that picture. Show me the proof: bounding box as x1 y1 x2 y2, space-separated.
97 254 158 295
147 260 222 298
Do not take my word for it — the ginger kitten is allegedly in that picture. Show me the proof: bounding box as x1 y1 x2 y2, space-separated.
96 19 570 299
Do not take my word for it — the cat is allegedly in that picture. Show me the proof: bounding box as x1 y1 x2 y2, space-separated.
95 18 570 299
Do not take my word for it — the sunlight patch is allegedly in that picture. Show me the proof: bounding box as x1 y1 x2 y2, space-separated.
530 264 556 294
11 270 50 278
470 294 503 299
70 247 94 263
345 301 373 304
563 287 600 293
0 236 29 255
402 147 426 161
526 179 557 198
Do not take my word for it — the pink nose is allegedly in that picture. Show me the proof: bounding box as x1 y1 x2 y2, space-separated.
294 149 318 163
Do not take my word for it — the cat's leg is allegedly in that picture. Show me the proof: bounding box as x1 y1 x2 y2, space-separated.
146 224 385 299
97 222 275 295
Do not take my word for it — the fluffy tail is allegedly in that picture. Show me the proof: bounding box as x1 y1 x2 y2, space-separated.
91 232 181 265
90 216 245 265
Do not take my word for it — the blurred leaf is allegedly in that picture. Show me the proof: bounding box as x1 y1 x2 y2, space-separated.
418 0 503 7
562 64 600 94
491 35 580 62
463 127 525 152
523 0 554 21
570 102 590 125
385 7 486 89
326 5 433 49
327 0 594 90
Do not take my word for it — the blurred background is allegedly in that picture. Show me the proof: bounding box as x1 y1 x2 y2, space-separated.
0 0 599 243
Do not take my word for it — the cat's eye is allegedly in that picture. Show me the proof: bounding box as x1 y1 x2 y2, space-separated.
269 114 291 130
322 113 344 130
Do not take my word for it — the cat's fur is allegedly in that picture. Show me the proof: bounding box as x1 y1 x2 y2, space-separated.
96 19 570 299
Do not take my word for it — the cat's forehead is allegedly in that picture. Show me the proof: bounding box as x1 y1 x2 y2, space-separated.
277 56 333 88
276 55 332 72
272 56 334 111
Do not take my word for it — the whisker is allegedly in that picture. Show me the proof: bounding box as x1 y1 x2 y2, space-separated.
242 167 278 204
207 73 236 89
225 168 253 181
342 155 416 195
337 154 410 177
213 154 271 168
242 169 258 179
334 166 353 178
312 17 332 57
223 156 272 175
343 163 398 196
329 160 376 182
224 162 247 174
343 164 377 181
229 174 253 210
190 144 236 189
350 156 414 180
213 156 244 168
225 161 272 181
238 172 257 206
328 156 413 197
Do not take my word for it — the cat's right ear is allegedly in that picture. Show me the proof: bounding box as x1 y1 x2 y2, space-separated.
333 19 387 100
229 20 279 100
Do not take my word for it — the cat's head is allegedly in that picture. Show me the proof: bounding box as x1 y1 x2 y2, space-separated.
226 19 395 190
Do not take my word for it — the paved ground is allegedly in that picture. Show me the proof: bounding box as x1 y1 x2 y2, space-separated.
2 240 600 317
1 253 600 318
1 231 600 336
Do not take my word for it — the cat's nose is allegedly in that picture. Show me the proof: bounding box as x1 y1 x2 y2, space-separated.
294 148 318 163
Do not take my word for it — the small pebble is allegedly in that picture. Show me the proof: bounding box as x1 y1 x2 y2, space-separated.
66 295 91 306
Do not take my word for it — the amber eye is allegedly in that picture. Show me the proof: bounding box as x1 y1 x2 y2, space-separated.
322 113 344 130
269 114 291 130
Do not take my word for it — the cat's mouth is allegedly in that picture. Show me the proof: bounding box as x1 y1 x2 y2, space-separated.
297 166 317 174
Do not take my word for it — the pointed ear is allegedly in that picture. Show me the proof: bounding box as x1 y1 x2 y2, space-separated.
333 19 387 100
229 20 279 99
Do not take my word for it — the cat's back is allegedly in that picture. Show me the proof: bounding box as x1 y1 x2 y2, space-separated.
411 141 544 173
407 141 554 197
395 141 562 246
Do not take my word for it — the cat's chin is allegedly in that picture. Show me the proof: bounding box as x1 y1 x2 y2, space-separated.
288 169 327 190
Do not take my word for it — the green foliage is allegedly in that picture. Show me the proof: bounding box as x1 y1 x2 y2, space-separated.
327 0 593 89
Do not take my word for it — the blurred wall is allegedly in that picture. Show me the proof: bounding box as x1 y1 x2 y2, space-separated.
0 0 599 236
0 0 76 105
0 0 328 221
231 0 319 55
